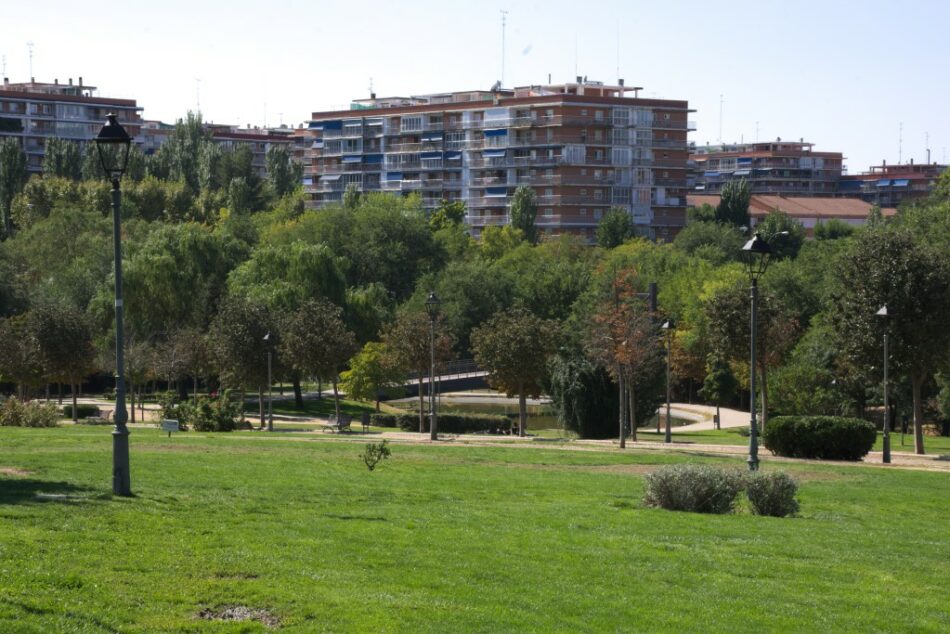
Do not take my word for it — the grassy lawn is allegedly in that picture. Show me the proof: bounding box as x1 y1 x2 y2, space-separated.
1 426 949 632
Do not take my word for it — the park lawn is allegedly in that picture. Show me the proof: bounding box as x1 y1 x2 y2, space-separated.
1 426 948 632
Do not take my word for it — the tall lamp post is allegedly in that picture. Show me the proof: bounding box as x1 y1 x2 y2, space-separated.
876 305 891 464
425 292 441 441
263 332 274 432
95 114 133 496
661 319 674 443
741 232 773 472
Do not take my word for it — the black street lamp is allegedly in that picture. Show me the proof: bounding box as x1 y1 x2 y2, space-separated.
425 292 441 441
263 332 274 432
741 232 773 471
95 114 133 496
876 305 891 464
661 319 675 444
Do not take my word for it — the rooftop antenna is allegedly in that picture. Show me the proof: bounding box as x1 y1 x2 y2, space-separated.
718 94 724 144
925 131 930 164
500 9 508 86
369 76 374 98
27 42 33 79
898 121 903 164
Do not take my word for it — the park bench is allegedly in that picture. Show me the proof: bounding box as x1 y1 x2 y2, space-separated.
321 414 352 433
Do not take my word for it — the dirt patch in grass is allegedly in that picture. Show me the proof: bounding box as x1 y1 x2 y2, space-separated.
197 605 280 628
0 467 32 477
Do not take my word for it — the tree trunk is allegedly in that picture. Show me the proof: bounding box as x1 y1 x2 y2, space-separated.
715 403 721 430
758 361 769 431
628 379 637 443
317 378 323 400
45 384 50 403
258 386 265 429
71 381 78 423
58 383 63 405
332 377 341 419
193 375 198 405
129 383 136 424
418 376 425 433
240 388 246 423
518 385 527 437
618 370 626 449
292 376 304 410
911 374 926 455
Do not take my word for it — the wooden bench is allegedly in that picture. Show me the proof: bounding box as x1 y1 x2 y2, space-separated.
320 414 352 433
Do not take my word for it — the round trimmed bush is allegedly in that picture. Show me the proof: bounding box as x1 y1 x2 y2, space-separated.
643 464 744 514
746 471 799 517
763 415 875 461
62 404 100 419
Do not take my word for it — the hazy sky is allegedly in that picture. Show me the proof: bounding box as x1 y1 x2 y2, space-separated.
4 0 948 173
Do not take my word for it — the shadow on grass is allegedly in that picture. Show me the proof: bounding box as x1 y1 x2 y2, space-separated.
0 478 98 505
0 597 119 632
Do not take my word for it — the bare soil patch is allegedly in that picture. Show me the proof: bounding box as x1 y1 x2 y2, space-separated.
0 467 32 477
197 605 280 628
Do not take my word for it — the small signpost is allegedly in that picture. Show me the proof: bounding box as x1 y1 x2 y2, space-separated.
161 419 179 438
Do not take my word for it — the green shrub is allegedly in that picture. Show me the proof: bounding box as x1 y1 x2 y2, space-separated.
371 412 512 434
166 391 240 432
746 471 799 517
360 441 391 471
62 404 101 419
643 464 744 514
0 397 60 428
763 416 876 460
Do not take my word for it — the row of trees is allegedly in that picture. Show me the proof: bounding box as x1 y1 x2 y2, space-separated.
1 112 948 452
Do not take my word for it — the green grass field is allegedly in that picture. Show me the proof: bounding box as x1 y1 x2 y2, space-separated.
1 426 949 632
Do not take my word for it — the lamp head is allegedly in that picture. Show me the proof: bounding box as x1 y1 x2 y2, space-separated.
424 292 441 319
94 113 132 181
741 232 772 282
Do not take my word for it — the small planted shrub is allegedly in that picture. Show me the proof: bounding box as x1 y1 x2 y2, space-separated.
165 391 240 432
746 471 799 517
360 441 391 471
763 416 876 461
0 397 60 428
643 464 744 514
62 404 100 419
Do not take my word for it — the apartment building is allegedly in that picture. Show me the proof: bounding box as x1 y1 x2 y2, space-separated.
691 139 843 197
838 159 947 207
304 79 693 241
0 77 142 174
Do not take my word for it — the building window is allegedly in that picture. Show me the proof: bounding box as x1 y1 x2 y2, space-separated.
581 109 588 116
580 208 587 215
544 208 553 216
581 168 587 176
594 110 604 121
545 188 553 197
580 189 587 195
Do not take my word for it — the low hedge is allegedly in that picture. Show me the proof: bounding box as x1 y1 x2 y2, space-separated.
371 412 513 435
62 404 101 419
763 415 876 461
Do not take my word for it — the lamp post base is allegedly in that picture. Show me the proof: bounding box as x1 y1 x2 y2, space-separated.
112 427 131 496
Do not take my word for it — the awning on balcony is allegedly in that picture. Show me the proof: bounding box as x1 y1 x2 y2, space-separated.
421 152 442 159
734 169 751 177
486 186 508 197
484 128 508 137
483 149 506 158
892 179 909 187
385 172 402 181
322 174 342 181
320 120 342 130
445 151 462 160
342 155 362 163
421 132 443 142
876 179 891 187
363 154 383 164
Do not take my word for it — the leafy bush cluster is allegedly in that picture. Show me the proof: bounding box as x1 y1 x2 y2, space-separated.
61 404 100 419
643 464 799 517
360 441 391 471
370 412 513 434
643 464 745 514
763 416 876 460
159 391 240 432
0 398 60 427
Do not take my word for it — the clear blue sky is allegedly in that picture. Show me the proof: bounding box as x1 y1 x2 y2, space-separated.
4 0 949 173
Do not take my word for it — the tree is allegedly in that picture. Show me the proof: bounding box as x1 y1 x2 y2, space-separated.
279 299 357 414
383 310 455 433
208 297 274 427
509 185 538 244
0 138 27 238
596 206 634 249
546 349 619 439
716 179 751 227
829 227 950 454
342 183 361 210
479 225 525 260
472 306 559 436
700 354 738 429
429 199 466 231
756 210 806 260
42 138 83 180
687 203 717 223
705 283 800 429
0 315 43 398
339 342 404 411
672 221 744 265
814 218 855 240
27 303 96 421
265 145 302 199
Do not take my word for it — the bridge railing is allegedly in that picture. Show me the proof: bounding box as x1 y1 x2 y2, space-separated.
406 358 482 383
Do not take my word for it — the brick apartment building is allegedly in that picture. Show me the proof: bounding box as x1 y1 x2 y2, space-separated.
304 79 694 241
0 77 143 174
691 139 844 197
838 159 948 207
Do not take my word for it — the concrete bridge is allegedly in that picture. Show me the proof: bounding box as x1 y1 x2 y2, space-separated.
400 359 488 398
